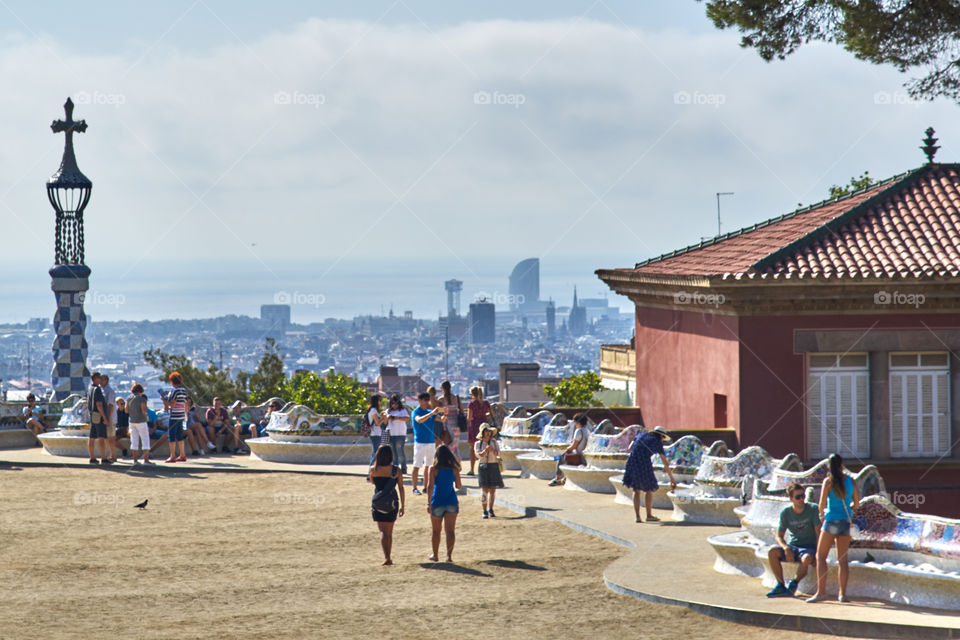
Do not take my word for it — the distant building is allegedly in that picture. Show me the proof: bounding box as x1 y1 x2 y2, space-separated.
546 301 556 340
260 304 291 338
509 258 539 310
568 287 587 337
444 279 463 317
599 341 636 406
469 300 495 344
26 318 48 332
498 362 560 404
439 315 469 341
376 365 429 397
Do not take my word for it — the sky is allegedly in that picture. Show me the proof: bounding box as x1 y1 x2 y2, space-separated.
1 1 957 323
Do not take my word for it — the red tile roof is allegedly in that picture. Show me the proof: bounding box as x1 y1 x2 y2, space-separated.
630 164 960 280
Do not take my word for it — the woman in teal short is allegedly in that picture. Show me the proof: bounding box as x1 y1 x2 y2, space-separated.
806 454 860 603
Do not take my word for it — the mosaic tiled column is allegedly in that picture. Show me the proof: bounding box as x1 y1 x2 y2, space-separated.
49 264 91 401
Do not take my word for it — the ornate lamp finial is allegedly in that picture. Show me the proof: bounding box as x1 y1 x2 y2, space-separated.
921 127 939 164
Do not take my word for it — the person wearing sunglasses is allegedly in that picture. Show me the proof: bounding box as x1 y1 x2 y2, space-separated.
766 482 821 597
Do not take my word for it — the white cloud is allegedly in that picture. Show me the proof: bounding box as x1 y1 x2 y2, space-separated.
0 17 957 319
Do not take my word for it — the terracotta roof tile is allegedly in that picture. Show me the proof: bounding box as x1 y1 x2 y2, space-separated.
631 165 960 280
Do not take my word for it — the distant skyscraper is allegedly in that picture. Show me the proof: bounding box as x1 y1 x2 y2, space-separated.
444 279 463 317
546 301 556 340
261 304 291 338
508 258 539 310
568 287 587 337
469 300 495 344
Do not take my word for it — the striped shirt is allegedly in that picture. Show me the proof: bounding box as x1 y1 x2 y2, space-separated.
168 387 190 421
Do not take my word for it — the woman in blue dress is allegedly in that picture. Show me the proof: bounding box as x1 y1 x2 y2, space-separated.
425 444 462 562
622 426 677 523
806 453 860 603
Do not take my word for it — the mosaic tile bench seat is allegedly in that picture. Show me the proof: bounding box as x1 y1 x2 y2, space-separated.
0 395 77 449
709 494 960 609
39 398 278 459
248 403 469 464
516 415 596 480
666 446 803 526
560 425 644 493
498 408 553 470
735 461 888 545
610 437 730 509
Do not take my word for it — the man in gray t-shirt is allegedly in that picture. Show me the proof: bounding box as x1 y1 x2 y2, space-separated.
766 482 822 597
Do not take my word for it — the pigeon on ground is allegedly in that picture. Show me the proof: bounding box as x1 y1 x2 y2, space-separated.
134 499 148 509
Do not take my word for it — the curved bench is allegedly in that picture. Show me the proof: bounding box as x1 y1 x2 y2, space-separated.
0 395 77 449
517 414 591 480
498 407 553 470
610 436 729 509
667 446 802 526
735 462 887 545
710 494 960 610
560 425 644 493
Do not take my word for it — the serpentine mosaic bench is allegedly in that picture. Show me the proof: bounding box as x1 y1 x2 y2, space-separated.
710 494 960 609
666 446 802 526
498 408 553 470
735 460 888 545
38 397 278 459
560 424 644 494
516 415 596 480
610 436 729 509
0 395 76 448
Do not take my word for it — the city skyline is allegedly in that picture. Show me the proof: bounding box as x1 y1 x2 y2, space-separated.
1 3 958 328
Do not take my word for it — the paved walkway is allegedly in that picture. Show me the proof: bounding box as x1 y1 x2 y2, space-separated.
3 446 960 638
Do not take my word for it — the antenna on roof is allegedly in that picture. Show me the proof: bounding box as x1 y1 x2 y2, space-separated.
921 127 939 164
716 191 734 236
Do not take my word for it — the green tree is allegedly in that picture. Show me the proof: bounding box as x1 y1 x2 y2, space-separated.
142 348 247 405
829 170 874 198
281 369 367 415
248 338 286 404
699 1 960 102
543 371 604 407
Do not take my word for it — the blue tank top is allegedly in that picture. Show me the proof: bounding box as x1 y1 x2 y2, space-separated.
824 475 854 522
430 467 458 507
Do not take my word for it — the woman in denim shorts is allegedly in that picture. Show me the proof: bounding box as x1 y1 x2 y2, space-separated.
425 444 461 562
806 454 860 603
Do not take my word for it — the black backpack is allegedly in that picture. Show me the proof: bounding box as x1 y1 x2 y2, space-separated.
372 466 399 513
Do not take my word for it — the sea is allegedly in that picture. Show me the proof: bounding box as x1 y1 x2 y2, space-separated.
1 256 633 323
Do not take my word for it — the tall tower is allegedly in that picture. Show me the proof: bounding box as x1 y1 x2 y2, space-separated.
508 258 539 310
444 279 463 318
568 286 587 337
47 98 92 400
546 300 556 341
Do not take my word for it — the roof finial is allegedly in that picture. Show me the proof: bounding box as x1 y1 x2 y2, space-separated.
921 127 939 164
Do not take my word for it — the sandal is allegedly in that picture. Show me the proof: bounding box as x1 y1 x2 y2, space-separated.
646 515 660 522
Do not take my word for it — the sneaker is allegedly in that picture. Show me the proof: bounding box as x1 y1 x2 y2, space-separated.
482 510 489 519
838 594 849 603
231 447 240 454
206 442 216 450
89 457 98 465
143 460 155 466
787 579 798 595
199 449 206 456
412 488 422 496
548 479 563 487
805 594 827 603
489 509 496 518
100 458 113 466
766 583 789 598
192 450 200 456
131 460 140 467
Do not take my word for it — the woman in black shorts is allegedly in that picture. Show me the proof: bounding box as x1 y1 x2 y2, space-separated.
370 444 405 565
474 424 504 519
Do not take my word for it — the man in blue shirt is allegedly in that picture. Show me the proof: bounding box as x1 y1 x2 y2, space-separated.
410 392 443 496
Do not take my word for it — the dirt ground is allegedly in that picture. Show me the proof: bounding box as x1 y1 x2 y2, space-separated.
0 466 837 639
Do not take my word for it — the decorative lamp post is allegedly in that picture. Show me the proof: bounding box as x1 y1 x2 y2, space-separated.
47 97 93 400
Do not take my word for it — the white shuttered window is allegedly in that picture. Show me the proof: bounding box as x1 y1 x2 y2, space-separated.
890 353 950 458
807 354 870 459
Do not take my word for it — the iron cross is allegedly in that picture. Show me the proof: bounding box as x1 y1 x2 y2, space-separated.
50 97 87 141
